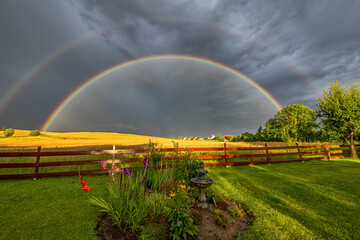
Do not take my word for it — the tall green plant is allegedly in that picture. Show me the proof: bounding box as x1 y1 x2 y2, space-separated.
167 181 198 240
146 141 165 169
170 142 201 182
89 169 149 233
167 208 198 240
145 168 173 191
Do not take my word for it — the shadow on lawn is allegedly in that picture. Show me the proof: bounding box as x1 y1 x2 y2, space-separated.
207 160 360 239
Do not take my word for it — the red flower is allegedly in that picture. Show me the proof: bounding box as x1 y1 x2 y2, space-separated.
216 201 229 209
80 176 90 192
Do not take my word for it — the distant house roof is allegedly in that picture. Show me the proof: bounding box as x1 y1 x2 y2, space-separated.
224 135 234 141
207 134 216 140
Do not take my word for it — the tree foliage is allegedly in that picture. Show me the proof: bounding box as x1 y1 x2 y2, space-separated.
29 130 41 136
216 134 222 141
4 128 15 137
263 104 318 143
317 80 360 158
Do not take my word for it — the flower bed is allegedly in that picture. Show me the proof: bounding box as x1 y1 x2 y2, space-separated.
82 144 252 239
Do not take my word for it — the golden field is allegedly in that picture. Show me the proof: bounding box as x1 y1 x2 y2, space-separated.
0 129 262 149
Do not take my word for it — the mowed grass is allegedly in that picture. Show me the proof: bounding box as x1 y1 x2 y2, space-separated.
0 174 109 240
1 159 359 240
208 159 360 240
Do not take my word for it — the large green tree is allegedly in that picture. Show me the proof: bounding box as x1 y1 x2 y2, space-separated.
263 104 318 143
317 80 360 158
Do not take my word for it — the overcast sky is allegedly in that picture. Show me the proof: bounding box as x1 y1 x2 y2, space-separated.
1 0 359 138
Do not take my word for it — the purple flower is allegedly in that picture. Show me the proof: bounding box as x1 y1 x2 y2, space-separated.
139 174 145 183
143 157 150 170
100 161 107 169
112 164 117 171
120 169 124 175
124 168 131 176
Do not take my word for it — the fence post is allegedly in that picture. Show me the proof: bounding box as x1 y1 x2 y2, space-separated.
325 142 331 160
34 146 42 180
224 142 228 162
296 143 303 162
113 145 116 162
265 143 270 164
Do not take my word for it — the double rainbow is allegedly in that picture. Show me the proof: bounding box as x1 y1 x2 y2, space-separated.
41 55 282 131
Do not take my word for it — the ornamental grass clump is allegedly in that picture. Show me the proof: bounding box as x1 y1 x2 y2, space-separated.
89 168 149 233
89 154 175 234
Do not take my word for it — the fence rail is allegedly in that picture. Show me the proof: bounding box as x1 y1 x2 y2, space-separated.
0 143 359 180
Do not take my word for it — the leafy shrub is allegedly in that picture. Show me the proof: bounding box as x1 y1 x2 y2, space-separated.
29 130 40 136
167 208 198 240
168 180 192 209
0 127 5 131
216 134 222 141
147 192 172 218
165 179 197 239
171 142 201 182
4 128 14 137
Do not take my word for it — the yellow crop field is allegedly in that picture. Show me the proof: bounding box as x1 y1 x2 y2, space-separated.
0 129 261 149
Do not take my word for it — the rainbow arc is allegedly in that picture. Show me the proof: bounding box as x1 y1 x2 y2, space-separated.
41 55 282 131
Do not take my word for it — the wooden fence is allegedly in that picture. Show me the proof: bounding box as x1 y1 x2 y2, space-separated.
0 143 359 180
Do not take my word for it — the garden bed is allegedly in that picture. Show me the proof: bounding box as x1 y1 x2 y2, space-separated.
95 197 254 240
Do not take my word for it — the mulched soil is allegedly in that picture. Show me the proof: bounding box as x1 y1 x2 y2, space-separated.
189 201 254 240
95 214 139 240
95 199 254 240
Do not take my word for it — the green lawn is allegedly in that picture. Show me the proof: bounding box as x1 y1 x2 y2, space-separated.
208 159 360 240
0 175 109 240
1 159 359 240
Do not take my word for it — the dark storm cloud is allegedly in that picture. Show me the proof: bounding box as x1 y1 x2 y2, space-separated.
52 60 276 137
1 0 359 136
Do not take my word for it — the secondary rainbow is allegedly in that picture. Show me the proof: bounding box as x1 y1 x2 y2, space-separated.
41 55 283 131
1 18 318 114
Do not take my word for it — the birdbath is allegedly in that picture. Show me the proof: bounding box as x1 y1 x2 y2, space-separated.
190 161 214 209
